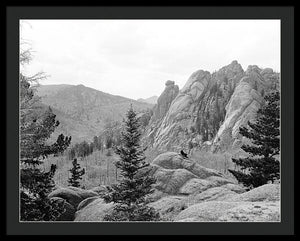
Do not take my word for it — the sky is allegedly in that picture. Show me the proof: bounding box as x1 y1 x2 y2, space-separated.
20 20 280 100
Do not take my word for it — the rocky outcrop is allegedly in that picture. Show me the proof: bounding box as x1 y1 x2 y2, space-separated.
178 178 216 195
188 186 238 203
48 187 99 221
144 61 279 153
220 183 246 194
152 80 179 121
212 65 280 151
144 81 179 147
71 152 280 222
217 202 280 222
174 201 280 222
49 187 98 208
89 185 109 195
74 198 114 221
77 196 100 211
224 184 280 202
147 61 245 151
147 196 187 221
50 197 76 221
49 188 83 208
146 152 226 195
152 152 223 178
174 201 241 221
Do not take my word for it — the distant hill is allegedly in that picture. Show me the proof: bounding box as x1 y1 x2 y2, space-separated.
35 84 153 144
137 95 158 105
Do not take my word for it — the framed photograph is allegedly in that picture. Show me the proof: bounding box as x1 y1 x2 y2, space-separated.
6 6 294 235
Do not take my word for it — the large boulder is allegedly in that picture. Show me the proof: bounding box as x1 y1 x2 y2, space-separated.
153 167 197 194
152 152 224 179
218 201 280 222
49 188 83 208
147 196 187 221
179 178 216 195
205 175 235 186
188 187 237 204
145 189 167 203
220 183 246 194
137 152 234 196
51 197 76 221
74 198 114 221
174 201 241 221
49 187 98 208
67 186 98 200
174 201 280 222
77 196 100 211
225 184 280 202
89 185 109 195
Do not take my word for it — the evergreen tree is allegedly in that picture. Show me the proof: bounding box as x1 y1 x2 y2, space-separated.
103 105 159 221
20 34 71 221
68 158 85 188
228 90 280 189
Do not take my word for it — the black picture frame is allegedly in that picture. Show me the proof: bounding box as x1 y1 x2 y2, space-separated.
6 6 294 235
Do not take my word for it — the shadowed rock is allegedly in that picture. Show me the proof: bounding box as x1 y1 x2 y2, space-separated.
147 196 187 221
51 197 76 221
74 198 114 221
77 196 100 211
49 187 98 208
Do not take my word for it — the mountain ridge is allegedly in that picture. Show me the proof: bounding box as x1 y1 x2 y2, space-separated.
35 84 153 144
137 95 158 105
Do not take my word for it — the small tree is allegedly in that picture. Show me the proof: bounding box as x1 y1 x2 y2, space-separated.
228 91 280 189
103 105 159 221
68 158 85 188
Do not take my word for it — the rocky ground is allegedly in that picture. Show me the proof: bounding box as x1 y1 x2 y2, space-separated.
49 152 280 222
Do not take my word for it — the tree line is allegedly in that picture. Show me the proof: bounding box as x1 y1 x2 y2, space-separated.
66 125 122 160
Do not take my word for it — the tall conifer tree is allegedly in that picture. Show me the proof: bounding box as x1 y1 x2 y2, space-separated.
228 90 280 189
68 158 85 187
20 33 71 221
103 105 159 221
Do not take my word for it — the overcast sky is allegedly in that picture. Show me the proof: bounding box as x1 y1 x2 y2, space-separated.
20 20 280 100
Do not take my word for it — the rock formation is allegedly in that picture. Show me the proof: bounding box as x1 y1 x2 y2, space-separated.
48 186 98 221
143 61 279 153
212 65 280 151
71 152 279 222
152 80 179 121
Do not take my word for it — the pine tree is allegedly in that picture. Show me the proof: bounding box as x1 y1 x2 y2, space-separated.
20 87 72 220
228 90 280 189
103 105 160 221
20 33 71 221
68 158 85 187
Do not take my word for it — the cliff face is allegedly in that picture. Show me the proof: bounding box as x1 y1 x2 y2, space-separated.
152 80 179 121
144 61 279 153
212 65 280 151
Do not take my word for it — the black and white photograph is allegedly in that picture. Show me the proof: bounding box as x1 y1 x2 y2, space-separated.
19 18 282 223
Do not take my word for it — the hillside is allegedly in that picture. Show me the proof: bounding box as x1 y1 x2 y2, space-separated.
35 84 153 143
137 95 158 105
